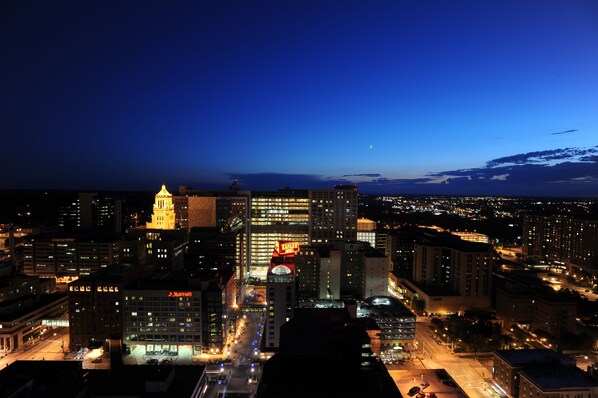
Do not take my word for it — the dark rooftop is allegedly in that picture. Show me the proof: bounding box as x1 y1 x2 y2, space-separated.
521 366 598 389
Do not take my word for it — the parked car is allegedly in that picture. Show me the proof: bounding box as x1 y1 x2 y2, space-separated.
408 386 421 396
146 358 159 365
421 382 430 389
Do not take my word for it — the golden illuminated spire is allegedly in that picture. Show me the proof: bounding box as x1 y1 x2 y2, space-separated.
147 184 176 230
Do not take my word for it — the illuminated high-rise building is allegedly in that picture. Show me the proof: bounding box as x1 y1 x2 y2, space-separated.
412 233 493 308
249 190 310 280
523 214 598 283
309 185 358 244
249 186 358 281
146 185 175 230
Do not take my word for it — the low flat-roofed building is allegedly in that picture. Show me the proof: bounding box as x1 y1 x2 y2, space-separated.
0 273 55 302
492 349 577 398
0 292 68 353
519 366 598 398
0 360 207 397
388 369 467 398
357 295 416 350
0 360 86 397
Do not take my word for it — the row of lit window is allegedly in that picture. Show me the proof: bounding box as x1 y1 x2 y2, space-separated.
69 285 119 292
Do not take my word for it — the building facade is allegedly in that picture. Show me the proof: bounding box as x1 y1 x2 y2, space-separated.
249 190 310 280
413 233 493 307
523 214 598 283
309 185 358 244
67 263 145 351
147 185 176 230
23 233 120 278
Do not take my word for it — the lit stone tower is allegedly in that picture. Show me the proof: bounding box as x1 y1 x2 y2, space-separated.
147 184 176 230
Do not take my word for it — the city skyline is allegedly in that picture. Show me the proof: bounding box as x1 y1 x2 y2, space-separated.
2 0 598 197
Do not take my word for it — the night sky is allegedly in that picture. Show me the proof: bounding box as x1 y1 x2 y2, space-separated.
2 0 598 196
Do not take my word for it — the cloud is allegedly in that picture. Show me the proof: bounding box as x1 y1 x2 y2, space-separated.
354 145 598 196
226 173 350 191
486 146 598 167
551 129 577 135
342 173 381 177
191 145 598 197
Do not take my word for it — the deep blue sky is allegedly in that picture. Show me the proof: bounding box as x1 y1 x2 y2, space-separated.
2 0 598 196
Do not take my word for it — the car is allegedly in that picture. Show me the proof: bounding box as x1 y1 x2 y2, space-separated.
146 358 159 365
160 359 172 365
421 382 430 389
91 357 103 363
408 386 421 396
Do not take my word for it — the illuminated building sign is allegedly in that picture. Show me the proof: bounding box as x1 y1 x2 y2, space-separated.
168 291 193 298
275 241 300 256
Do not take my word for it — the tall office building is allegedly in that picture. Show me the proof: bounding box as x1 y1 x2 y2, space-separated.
248 186 358 281
379 226 425 278
146 185 176 230
174 186 249 232
308 185 358 244
174 186 250 281
154 185 357 281
523 214 598 283
249 190 310 280
58 192 123 233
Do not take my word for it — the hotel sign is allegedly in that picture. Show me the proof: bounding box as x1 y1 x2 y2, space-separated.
168 291 193 298
275 241 300 255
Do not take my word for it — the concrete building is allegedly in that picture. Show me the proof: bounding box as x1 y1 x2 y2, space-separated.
0 293 68 353
294 241 388 301
378 226 424 278
168 185 357 282
523 214 598 283
126 227 187 271
357 295 416 350
518 366 598 398
58 192 124 234
68 263 146 352
123 269 236 356
23 233 120 278
309 184 358 244
492 349 597 398
495 281 576 338
68 263 235 356
403 233 493 313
